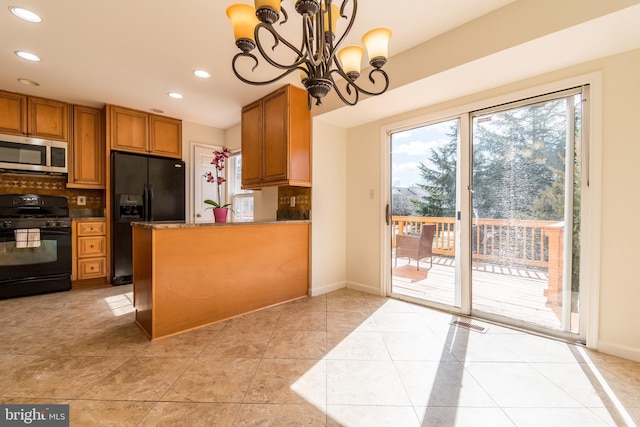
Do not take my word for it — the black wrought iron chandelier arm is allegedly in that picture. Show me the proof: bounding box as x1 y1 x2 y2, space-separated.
226 0 390 107
328 66 390 105
330 56 390 95
330 0 357 56
279 1 289 25
328 75 359 106
299 14 323 70
253 23 306 71
231 51 306 86
365 67 391 94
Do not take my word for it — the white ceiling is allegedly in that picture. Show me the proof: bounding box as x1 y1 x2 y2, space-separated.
2 1 638 131
0 0 515 130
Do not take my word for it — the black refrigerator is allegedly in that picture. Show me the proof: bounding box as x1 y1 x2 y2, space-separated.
111 152 185 285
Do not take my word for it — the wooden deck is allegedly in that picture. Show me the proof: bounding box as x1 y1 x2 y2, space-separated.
392 255 578 332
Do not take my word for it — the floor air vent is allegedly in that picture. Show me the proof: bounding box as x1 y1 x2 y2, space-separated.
451 320 488 333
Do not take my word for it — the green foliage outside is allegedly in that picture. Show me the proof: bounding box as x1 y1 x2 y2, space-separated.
410 96 582 306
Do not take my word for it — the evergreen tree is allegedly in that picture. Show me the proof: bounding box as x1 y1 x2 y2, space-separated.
530 156 565 221
411 97 577 222
412 126 457 217
472 99 567 220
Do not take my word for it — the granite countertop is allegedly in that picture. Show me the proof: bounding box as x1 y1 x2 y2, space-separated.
131 219 310 229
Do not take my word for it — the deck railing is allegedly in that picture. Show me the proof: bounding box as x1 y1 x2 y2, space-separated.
392 216 565 303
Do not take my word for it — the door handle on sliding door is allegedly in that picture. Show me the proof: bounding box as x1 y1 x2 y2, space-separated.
385 204 390 226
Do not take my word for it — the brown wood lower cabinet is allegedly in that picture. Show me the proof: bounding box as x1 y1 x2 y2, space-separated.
132 221 310 340
73 219 107 284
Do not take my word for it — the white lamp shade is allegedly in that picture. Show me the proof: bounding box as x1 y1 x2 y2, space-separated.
226 3 259 41
362 27 392 61
337 45 364 75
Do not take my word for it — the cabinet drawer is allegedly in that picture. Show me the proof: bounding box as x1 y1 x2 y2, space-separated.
78 221 106 236
78 257 106 279
78 236 106 257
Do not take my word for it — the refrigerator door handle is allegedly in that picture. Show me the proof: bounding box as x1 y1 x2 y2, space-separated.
142 184 149 221
148 184 154 221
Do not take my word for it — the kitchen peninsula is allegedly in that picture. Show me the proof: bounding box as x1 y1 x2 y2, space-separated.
131 220 310 340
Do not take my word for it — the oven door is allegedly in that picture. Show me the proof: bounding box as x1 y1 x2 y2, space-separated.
0 227 72 298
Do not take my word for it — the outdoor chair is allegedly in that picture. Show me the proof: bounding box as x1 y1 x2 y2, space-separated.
395 224 435 271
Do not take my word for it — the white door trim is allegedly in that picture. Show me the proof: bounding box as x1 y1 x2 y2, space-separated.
188 141 223 223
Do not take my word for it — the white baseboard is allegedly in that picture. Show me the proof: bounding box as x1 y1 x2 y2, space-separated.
346 281 384 296
309 281 346 297
309 281 384 297
597 340 640 363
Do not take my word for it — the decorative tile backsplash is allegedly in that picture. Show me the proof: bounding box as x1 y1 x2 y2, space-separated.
277 186 311 220
0 173 104 210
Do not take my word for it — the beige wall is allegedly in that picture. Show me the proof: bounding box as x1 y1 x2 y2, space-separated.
310 120 348 295
595 50 640 359
224 123 241 152
182 120 226 158
344 123 384 294
333 48 640 361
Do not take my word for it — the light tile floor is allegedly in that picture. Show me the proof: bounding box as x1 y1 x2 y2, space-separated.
0 285 639 426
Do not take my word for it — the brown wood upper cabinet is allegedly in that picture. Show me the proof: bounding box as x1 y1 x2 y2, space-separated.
0 90 69 141
241 85 311 189
106 104 182 159
68 105 104 189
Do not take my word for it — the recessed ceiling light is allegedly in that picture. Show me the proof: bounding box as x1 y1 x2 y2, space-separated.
167 92 183 99
15 51 40 62
17 78 39 86
9 7 42 23
150 108 164 114
194 70 211 79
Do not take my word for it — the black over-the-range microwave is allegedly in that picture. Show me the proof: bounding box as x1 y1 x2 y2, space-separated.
0 133 68 173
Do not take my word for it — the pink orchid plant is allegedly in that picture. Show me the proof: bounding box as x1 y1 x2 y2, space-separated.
203 147 232 209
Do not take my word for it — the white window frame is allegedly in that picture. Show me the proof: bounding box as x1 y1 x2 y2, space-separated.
227 151 254 221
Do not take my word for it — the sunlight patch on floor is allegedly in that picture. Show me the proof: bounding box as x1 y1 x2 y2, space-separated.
576 346 638 427
104 292 135 316
288 297 634 426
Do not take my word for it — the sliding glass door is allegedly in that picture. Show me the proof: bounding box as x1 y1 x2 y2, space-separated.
470 89 584 335
389 118 462 309
388 87 587 339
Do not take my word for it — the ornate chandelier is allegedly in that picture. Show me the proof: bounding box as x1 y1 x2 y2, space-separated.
226 0 391 107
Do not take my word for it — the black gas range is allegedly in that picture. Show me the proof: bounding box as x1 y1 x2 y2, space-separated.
0 194 72 299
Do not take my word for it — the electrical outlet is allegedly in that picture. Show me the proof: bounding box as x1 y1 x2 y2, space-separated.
290 196 296 207
77 196 86 206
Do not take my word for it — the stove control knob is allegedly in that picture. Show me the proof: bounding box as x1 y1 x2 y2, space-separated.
1 221 11 228
45 221 54 227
